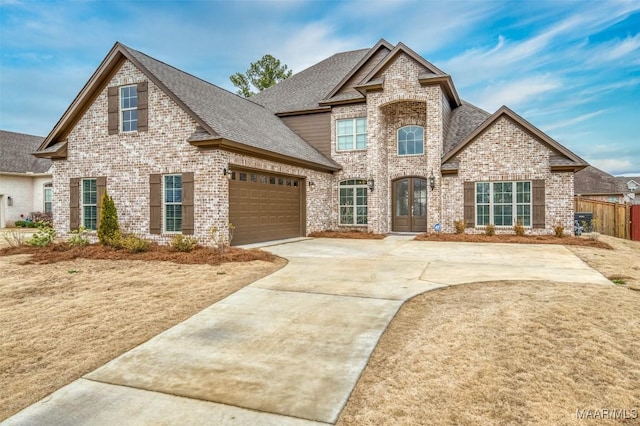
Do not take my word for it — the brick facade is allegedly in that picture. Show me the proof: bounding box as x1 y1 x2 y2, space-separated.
52 47 578 244
52 61 333 244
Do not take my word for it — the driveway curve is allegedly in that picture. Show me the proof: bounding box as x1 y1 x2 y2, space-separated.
5 236 610 425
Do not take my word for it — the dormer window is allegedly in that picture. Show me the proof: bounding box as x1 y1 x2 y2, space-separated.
120 85 138 132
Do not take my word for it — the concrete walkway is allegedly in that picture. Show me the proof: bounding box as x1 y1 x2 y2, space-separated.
4 237 611 425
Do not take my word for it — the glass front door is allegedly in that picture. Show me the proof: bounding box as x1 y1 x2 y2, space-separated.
393 177 427 232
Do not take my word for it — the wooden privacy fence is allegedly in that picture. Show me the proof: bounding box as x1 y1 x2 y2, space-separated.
574 197 630 239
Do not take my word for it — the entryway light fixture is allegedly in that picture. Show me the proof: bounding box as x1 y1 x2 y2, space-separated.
429 172 436 190
223 168 232 180
367 178 375 192
308 181 315 188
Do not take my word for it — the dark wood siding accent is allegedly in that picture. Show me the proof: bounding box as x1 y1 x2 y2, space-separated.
532 179 545 229
442 93 452 141
70 178 80 231
137 81 148 132
464 181 475 228
149 174 162 234
96 177 107 228
281 112 331 157
181 172 194 235
107 86 119 135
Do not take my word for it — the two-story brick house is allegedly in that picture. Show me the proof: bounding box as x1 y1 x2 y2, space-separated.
36 39 587 245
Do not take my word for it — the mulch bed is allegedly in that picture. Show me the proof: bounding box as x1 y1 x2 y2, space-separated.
308 230 387 239
415 232 612 249
0 243 277 265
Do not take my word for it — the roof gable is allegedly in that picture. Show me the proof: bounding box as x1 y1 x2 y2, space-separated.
321 38 394 103
38 43 339 171
442 106 588 172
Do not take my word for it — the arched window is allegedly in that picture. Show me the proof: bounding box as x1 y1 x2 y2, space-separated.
397 125 424 156
339 179 368 225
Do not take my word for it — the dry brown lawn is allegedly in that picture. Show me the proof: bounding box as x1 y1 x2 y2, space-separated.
0 252 285 420
338 236 640 426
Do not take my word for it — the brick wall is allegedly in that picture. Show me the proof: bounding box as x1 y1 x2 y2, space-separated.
52 60 333 244
441 116 575 234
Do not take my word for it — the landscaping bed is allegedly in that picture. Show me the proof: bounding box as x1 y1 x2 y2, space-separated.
416 232 612 249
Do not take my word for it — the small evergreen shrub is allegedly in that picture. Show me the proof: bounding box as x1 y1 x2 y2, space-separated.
554 224 565 238
171 234 199 252
68 226 90 247
513 221 525 236
97 192 121 246
15 220 38 228
27 226 56 247
454 220 465 234
121 234 151 253
485 224 496 236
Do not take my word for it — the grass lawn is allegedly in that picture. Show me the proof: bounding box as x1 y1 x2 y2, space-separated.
0 245 285 420
337 235 640 425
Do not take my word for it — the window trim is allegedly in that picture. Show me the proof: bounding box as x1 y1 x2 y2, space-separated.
80 178 97 230
120 84 138 133
43 183 53 214
163 174 183 234
339 179 368 226
397 125 424 156
336 117 367 152
475 181 532 227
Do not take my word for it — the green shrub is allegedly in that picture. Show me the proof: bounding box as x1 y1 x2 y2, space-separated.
97 192 120 246
454 220 465 234
121 234 151 253
15 220 38 228
171 234 199 252
68 226 90 247
485 224 496 236
513 221 525 237
554 224 565 238
26 227 56 247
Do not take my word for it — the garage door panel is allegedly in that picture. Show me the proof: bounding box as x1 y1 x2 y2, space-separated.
229 169 303 245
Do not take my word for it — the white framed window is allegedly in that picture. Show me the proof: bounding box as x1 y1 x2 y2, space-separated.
81 178 97 230
476 181 531 227
337 118 367 151
397 125 424 156
163 174 182 233
43 183 53 214
339 179 368 225
120 85 138 132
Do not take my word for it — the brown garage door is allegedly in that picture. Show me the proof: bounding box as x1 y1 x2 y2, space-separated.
229 169 304 245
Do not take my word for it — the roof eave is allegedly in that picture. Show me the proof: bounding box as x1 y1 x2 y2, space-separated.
189 138 341 173
419 75 461 107
552 164 588 172
33 142 68 159
275 107 331 117
318 98 366 107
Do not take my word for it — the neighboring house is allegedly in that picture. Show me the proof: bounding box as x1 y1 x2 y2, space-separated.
35 40 587 245
0 130 52 228
575 166 639 204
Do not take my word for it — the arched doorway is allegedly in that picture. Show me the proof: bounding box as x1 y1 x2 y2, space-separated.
392 177 427 232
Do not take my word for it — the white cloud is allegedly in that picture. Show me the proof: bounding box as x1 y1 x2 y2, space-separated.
543 110 607 132
588 158 634 175
473 75 561 111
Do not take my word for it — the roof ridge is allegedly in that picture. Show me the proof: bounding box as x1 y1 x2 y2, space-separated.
122 44 267 110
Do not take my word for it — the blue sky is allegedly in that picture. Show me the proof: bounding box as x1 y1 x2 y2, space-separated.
1 0 639 175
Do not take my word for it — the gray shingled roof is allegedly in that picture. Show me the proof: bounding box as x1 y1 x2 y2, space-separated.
251 49 369 113
443 101 491 156
123 46 340 170
0 130 50 174
574 166 627 194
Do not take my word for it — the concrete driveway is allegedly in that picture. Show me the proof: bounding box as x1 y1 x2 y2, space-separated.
5 236 610 425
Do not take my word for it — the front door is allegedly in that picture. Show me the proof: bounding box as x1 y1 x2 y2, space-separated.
392 177 427 232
